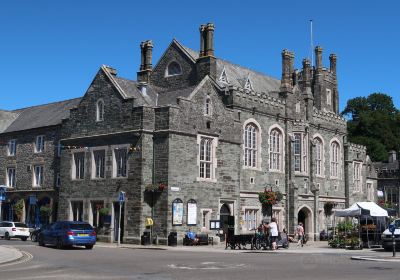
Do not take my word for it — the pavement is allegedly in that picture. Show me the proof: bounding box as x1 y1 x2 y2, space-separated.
0 245 23 265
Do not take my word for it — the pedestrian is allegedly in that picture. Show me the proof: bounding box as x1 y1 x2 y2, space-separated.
297 222 304 247
186 228 198 245
268 218 279 250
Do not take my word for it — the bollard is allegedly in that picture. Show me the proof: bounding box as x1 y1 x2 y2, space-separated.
393 233 396 258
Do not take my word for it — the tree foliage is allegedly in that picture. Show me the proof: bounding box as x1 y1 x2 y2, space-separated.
342 93 400 162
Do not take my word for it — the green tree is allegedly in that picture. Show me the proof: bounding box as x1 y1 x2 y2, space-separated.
342 93 400 161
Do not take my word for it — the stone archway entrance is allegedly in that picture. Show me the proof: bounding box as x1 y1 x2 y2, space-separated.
220 204 233 242
298 206 313 239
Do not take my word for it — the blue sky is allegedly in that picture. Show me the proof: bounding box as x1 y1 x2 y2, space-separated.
1 0 399 111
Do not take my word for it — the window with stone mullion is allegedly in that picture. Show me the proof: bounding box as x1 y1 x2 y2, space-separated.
94 150 105 178
294 133 301 172
244 124 257 168
115 148 127 177
330 142 340 178
74 152 85 179
269 130 282 171
7 168 16 187
315 139 323 176
199 138 212 179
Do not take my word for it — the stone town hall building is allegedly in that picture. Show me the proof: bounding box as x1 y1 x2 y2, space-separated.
0 24 377 244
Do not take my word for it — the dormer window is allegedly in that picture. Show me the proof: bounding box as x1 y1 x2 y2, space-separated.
204 96 212 116
219 67 229 84
96 100 104 122
244 76 253 91
166 61 182 77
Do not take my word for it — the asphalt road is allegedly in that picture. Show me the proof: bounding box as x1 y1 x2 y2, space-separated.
1 239 400 280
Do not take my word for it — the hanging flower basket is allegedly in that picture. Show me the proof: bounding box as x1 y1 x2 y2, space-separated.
323 201 336 217
258 188 283 206
145 183 167 192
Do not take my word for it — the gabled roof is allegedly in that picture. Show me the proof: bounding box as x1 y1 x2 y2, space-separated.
2 98 81 133
180 44 280 93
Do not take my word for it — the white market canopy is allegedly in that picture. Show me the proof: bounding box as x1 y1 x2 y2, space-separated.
335 202 388 217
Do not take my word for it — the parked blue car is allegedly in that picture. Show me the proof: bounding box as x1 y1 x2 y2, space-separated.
38 221 96 249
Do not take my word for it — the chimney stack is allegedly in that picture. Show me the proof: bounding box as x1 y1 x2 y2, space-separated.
302 58 311 88
137 40 153 83
196 23 217 81
389 150 397 163
329 53 337 76
199 23 215 58
280 49 294 93
315 46 323 70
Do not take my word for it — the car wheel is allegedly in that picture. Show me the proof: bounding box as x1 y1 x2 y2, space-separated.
38 237 45 247
31 233 37 242
5 232 10 240
56 238 63 249
85 245 94 250
21 237 28 241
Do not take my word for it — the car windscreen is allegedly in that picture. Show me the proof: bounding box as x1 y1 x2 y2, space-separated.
14 223 28 228
69 224 93 230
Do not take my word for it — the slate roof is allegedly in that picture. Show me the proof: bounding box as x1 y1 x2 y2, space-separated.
0 110 19 133
113 77 151 106
180 44 281 94
156 86 198 106
2 98 81 133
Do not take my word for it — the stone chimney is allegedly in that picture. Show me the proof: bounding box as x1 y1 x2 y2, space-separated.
329 54 337 76
199 23 215 58
280 49 294 93
315 46 323 70
137 40 153 83
389 150 397 163
196 23 216 81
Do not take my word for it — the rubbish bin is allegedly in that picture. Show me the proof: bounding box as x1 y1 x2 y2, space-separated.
141 231 151 245
168 231 177 246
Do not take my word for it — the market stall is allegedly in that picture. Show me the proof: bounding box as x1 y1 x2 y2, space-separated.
333 202 388 249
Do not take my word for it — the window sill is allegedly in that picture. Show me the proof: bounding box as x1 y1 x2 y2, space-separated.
243 166 262 172
315 175 325 179
196 177 217 183
268 170 284 174
111 176 128 180
32 185 42 188
71 178 85 181
91 177 106 181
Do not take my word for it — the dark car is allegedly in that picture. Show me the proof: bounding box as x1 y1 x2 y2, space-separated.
30 224 53 242
38 221 96 249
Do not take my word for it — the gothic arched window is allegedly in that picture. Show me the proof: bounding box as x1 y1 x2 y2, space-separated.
244 123 258 168
96 100 104 122
330 141 340 178
269 128 283 171
166 61 182 76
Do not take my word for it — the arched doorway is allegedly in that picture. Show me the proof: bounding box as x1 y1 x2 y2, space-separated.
298 206 313 240
220 204 233 242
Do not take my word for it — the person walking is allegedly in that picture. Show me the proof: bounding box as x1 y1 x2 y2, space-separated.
268 218 279 250
297 222 305 247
